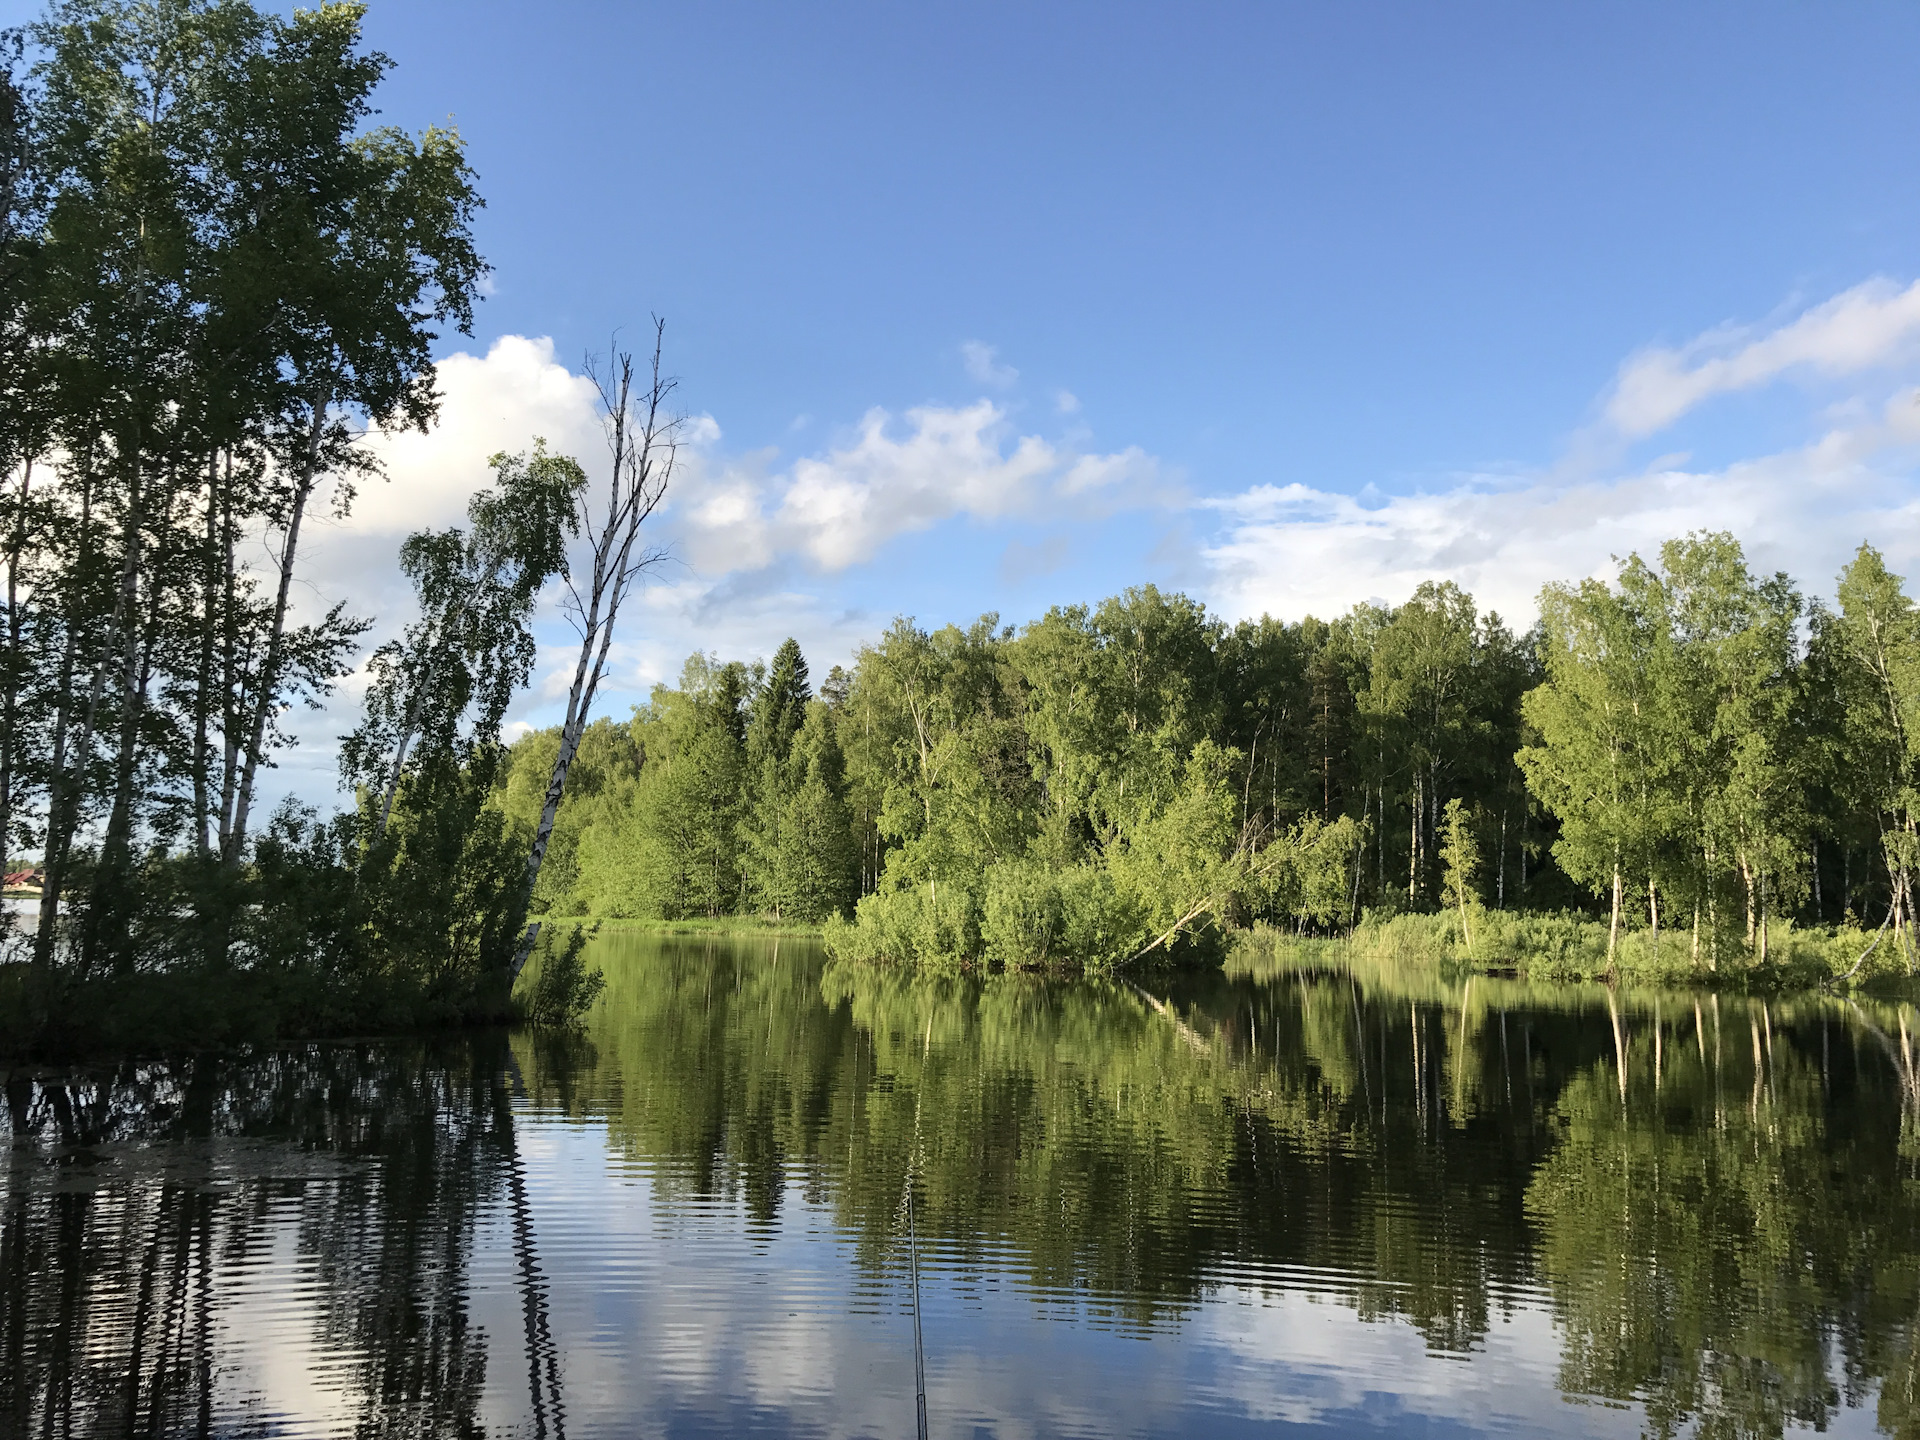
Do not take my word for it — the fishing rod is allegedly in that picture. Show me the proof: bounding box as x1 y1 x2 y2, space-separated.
908 1171 928 1440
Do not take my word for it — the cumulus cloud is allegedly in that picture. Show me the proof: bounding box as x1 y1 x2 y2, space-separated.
1604 277 1920 437
270 276 1920 818
676 400 1175 575
301 336 1164 620
1204 389 1920 624
297 334 603 619
960 340 1019 387
346 334 602 536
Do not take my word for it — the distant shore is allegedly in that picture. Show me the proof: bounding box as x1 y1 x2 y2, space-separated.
538 916 825 939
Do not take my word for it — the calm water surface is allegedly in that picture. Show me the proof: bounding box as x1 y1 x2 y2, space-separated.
6 934 1920 1438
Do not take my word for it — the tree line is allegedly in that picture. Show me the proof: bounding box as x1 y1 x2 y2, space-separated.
502 532 1920 982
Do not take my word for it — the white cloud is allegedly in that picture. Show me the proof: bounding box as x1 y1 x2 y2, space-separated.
266 338 1171 811
1056 389 1080 414
292 334 604 626
960 340 1019 387
677 400 1173 575
271 279 1920 815
1203 390 1920 625
345 334 602 537
1605 277 1920 437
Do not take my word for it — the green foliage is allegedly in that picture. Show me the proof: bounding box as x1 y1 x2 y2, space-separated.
979 859 1143 970
746 701 858 922
1328 906 1908 989
0 0 496 1031
1439 797 1479 951
516 923 605 1027
1258 812 1365 929
1523 533 1825 967
981 859 1063 965
8 3 1917 1067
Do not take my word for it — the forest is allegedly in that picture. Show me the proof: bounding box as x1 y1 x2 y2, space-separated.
4 2 1919 1066
497 532 1920 986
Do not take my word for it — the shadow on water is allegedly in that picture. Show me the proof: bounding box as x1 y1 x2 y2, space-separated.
4 932 1920 1436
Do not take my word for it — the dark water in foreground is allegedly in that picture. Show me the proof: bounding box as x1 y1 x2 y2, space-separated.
6 936 1920 1438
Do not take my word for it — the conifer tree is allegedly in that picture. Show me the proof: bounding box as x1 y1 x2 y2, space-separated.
761 702 856 921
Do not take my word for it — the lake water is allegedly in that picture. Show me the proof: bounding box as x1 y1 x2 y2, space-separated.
5 933 1920 1438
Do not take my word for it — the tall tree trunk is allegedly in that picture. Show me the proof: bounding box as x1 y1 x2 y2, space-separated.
32 466 96 968
1741 856 1756 949
0 454 32 880
1649 872 1659 954
1497 806 1506 910
192 450 218 863
511 329 677 978
1608 859 1622 965
1407 771 1419 905
215 475 240 856
1706 842 1719 971
91 455 187 970
101 461 184 890
514 588 619 969
40 453 141 971
226 396 327 866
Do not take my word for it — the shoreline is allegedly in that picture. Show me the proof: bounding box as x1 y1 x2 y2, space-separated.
538 916 827 939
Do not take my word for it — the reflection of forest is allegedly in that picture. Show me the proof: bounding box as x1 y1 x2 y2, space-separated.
523 934 1920 1439
0 1039 565 1438
4 937 1920 1439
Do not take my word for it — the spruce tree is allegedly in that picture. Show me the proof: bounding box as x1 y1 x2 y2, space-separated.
746 637 810 768
765 702 857 921
743 638 813 912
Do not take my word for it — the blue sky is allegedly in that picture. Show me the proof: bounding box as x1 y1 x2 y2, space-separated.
15 0 1920 790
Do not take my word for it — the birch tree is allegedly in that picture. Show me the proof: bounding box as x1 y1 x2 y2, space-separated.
342 443 581 833
4 0 483 967
1819 543 1920 968
509 324 679 975
1519 566 1668 962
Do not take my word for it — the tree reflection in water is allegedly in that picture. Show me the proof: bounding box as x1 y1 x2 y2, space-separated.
0 1039 566 1438
2 935 1920 1439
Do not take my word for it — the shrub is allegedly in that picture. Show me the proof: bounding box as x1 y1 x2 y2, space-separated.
824 878 983 969
982 861 1063 966
1055 865 1145 971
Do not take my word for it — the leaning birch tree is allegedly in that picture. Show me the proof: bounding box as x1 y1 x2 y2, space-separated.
510 322 679 975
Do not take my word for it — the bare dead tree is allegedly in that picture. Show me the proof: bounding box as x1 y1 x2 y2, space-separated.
509 319 678 976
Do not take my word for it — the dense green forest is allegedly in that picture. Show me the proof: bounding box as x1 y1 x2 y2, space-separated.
498 534 1920 985
0 0 653 1051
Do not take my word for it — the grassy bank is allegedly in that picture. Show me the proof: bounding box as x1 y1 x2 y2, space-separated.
536 915 826 938
1239 908 1912 992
